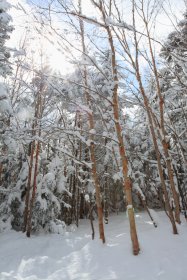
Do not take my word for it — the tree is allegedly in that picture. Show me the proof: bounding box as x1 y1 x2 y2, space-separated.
160 11 187 218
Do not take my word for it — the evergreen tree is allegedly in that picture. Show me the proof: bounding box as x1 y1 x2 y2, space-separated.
159 12 187 216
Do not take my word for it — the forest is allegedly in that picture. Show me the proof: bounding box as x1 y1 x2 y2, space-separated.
0 0 187 279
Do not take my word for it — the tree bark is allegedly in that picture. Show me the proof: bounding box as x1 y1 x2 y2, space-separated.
96 1 140 254
22 141 35 232
142 3 181 224
78 0 105 243
26 141 40 237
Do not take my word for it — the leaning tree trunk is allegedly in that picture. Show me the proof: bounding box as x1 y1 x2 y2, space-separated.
151 111 181 224
137 191 157 228
130 3 178 234
96 1 140 254
142 6 181 224
136 72 178 234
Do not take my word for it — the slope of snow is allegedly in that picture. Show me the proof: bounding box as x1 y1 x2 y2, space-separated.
0 211 187 280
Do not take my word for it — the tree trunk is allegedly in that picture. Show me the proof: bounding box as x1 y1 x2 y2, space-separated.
26 141 40 237
129 6 178 234
137 80 178 234
137 192 157 228
143 8 181 224
78 0 105 243
23 141 35 232
96 2 140 254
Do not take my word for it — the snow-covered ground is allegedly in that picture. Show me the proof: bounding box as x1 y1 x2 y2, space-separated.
0 211 187 280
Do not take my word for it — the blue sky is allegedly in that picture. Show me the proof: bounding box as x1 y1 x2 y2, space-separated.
9 0 187 74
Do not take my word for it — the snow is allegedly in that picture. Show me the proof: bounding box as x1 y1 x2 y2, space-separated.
49 220 66 235
76 103 92 115
134 183 145 200
0 83 7 99
17 107 34 121
4 136 17 153
13 48 26 57
113 172 122 182
77 14 103 27
0 83 12 115
79 54 96 66
126 204 133 210
105 17 134 31
85 194 90 202
0 0 11 11
0 12 11 24
89 129 96 134
0 212 187 280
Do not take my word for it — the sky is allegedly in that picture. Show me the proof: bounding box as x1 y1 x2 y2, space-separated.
9 0 74 74
8 0 187 74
